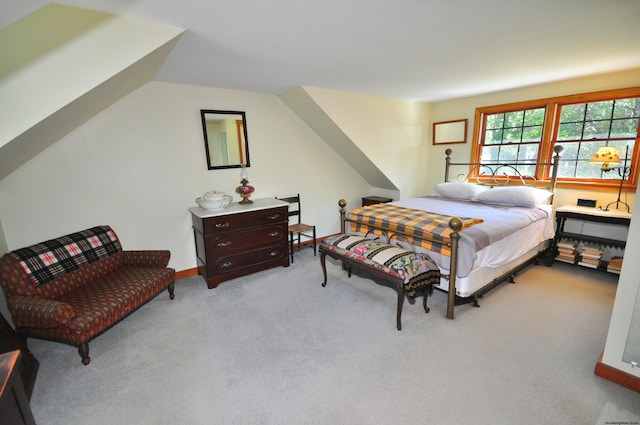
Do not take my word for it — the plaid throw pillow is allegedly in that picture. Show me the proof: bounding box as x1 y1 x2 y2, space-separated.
9 226 122 287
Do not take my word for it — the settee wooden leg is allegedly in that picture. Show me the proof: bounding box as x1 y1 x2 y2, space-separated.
168 283 175 300
79 343 90 365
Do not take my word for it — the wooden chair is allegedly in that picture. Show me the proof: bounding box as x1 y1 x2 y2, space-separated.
277 194 316 263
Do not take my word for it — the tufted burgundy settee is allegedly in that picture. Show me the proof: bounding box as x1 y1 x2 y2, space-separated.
0 225 175 365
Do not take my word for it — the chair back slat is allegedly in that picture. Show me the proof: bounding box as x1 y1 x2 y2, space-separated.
278 194 302 224
275 193 316 263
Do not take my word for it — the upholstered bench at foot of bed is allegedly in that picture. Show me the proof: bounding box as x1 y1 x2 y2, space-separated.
319 234 441 330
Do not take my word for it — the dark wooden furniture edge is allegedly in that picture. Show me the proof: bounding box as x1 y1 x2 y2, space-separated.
0 313 38 400
174 238 329 282
595 352 640 393
0 350 37 425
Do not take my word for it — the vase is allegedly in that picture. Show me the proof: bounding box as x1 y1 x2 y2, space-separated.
236 179 254 204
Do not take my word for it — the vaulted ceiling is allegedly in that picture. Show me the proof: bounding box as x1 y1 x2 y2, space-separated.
1 1 639 182
3 0 640 102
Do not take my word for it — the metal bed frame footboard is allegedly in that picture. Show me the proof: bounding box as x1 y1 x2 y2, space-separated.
339 199 462 320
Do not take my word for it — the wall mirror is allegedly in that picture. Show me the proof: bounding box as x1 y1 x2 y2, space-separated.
201 110 250 170
433 119 468 145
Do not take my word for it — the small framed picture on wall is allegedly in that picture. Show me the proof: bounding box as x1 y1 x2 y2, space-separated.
433 119 468 145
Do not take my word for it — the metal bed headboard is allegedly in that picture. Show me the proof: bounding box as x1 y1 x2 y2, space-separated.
444 145 564 201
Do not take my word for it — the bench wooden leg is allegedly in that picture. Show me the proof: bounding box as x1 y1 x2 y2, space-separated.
396 284 404 331
320 251 328 287
321 246 407 331
423 287 431 314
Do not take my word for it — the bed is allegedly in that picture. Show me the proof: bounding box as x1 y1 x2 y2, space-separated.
339 146 563 319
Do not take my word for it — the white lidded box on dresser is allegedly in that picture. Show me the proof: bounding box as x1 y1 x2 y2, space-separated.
195 190 232 210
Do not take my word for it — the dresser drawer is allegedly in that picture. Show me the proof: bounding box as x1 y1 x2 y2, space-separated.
190 199 290 289
209 224 286 254
203 207 287 233
214 244 287 273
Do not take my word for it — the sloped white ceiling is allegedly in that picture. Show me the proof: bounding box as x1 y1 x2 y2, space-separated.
2 0 639 103
1 1 639 185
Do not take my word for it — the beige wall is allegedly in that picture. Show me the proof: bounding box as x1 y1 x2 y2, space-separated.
0 81 372 272
302 87 432 199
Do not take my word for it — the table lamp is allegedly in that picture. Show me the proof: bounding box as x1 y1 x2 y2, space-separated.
590 146 631 212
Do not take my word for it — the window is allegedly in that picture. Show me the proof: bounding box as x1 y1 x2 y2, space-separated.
480 106 546 177
556 98 639 180
472 88 640 191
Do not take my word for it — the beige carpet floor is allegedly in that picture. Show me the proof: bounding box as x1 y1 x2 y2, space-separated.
27 250 640 424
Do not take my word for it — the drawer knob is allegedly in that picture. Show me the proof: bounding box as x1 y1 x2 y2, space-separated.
268 231 280 238
269 251 279 257
221 261 233 268
217 241 232 247
215 222 230 228
267 214 281 220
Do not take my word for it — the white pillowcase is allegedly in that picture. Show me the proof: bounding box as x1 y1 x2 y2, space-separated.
434 182 488 201
471 186 552 207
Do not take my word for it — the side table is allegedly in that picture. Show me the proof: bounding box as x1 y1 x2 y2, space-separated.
362 196 393 207
553 205 631 271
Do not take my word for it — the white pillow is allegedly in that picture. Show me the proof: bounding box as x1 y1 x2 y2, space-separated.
472 186 552 207
434 182 488 201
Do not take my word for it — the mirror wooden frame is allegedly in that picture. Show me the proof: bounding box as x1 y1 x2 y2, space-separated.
433 119 468 145
201 110 250 170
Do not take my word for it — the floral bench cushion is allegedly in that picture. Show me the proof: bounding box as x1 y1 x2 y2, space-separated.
8 226 122 287
321 234 440 296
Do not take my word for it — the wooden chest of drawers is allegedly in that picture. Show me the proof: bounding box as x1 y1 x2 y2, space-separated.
190 199 290 288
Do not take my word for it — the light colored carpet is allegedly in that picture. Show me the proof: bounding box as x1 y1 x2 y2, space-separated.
596 402 640 425
27 250 640 424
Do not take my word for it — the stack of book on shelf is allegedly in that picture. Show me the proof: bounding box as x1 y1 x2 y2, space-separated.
607 256 624 274
556 239 578 264
578 244 603 269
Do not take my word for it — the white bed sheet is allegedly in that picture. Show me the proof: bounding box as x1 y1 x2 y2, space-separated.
440 241 548 298
349 196 554 297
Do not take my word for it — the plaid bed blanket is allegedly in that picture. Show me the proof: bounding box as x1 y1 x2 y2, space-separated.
348 204 484 257
8 226 122 287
